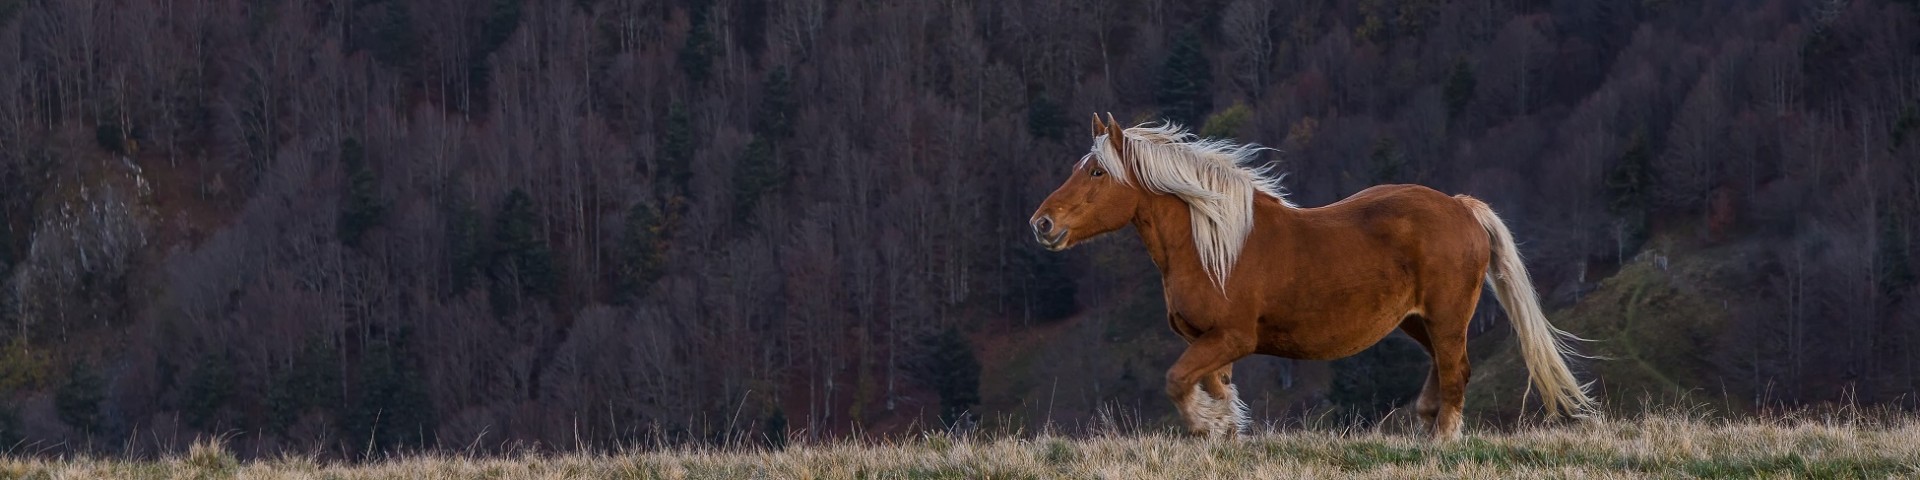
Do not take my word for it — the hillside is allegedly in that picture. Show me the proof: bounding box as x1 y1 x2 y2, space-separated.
4 0 1919 456
5 413 1918 479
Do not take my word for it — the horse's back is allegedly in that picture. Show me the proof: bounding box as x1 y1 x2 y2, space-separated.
1309 184 1486 248
1296 184 1492 310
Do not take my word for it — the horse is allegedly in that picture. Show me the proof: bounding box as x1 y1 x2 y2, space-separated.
1028 114 1594 440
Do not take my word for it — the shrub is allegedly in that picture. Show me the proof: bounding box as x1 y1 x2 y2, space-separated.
914 329 982 426
182 352 236 429
55 362 105 433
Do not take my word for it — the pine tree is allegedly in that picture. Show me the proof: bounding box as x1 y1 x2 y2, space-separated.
55 362 104 433
1892 103 1919 149
754 67 796 140
762 408 788 449
677 0 717 84
476 0 522 57
1156 30 1213 128
1367 136 1405 184
1027 93 1068 140
1605 128 1656 257
466 0 523 98
490 189 558 313
1877 205 1913 300
446 197 486 295
346 341 435 453
731 136 781 226
1013 244 1078 322
0 404 21 448
730 68 800 228
615 201 668 302
659 103 695 196
269 337 343 434
914 329 981 425
371 2 418 75
1444 59 1477 118
1606 129 1655 215
183 352 237 429
338 138 386 248
94 123 126 154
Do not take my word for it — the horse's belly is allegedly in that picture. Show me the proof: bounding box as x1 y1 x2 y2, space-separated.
1254 309 1410 360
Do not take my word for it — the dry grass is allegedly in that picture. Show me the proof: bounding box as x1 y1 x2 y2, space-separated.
4 413 1918 479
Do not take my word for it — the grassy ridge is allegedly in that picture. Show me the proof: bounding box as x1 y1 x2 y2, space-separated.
5 413 1917 479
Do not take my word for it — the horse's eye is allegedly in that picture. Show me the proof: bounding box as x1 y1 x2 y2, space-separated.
1091 168 1105 177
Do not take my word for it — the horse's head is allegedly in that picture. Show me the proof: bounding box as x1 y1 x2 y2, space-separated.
1029 114 1149 251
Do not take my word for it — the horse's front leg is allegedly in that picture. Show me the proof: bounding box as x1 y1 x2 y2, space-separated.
1208 363 1250 434
1165 329 1254 438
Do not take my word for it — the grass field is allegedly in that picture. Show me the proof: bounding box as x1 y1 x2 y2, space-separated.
4 412 1917 479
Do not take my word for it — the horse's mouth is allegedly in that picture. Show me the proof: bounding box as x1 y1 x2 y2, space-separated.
1035 229 1070 251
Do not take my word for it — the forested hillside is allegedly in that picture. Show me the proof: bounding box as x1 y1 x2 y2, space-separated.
1 0 1917 456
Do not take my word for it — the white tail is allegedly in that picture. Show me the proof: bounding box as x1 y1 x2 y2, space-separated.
1461 197 1596 418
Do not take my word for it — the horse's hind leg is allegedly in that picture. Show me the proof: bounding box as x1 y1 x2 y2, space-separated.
1421 298 1478 441
1398 317 1442 431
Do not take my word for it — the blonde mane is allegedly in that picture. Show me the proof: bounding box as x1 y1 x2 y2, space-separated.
1091 122 1292 289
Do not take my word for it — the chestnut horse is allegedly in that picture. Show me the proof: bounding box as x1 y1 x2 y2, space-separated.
1029 114 1593 439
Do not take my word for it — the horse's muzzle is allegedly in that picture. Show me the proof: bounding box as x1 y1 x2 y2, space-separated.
1031 215 1068 251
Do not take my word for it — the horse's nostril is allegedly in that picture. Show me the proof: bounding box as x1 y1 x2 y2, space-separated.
1034 216 1053 234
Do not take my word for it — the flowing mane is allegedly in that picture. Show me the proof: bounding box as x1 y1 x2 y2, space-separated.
1090 122 1292 288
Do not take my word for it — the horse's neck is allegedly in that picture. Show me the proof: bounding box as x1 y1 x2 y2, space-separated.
1131 194 1206 276
1131 193 1294 280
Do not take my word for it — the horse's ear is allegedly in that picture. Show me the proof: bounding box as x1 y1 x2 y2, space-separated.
1103 112 1127 153
1091 113 1104 138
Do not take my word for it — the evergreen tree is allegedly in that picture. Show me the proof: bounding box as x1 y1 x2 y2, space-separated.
446 197 485 295
677 0 717 84
615 201 668 302
338 138 386 248
1367 136 1405 184
371 2 418 75
1892 103 1919 149
1605 128 1656 258
730 136 782 226
0 2 21 26
1012 244 1078 322
466 0 524 98
1156 30 1213 127
753 67 796 140
95 123 126 154
476 0 522 57
659 103 695 196
1444 59 1477 118
268 337 343 434
914 328 981 426
182 352 237 429
55 362 104 433
730 68 802 228
762 408 788 450
346 341 435 453
1027 93 1068 141
0 403 20 448
490 189 558 313
1877 205 1913 300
